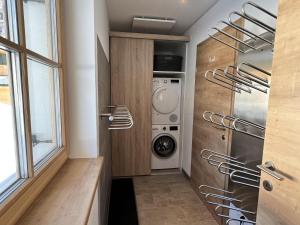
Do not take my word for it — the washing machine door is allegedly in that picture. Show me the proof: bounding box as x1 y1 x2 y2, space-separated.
152 87 180 114
152 134 177 158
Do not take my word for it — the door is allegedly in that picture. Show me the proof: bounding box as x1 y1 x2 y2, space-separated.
191 23 240 222
152 78 181 125
152 134 177 159
256 1 300 224
110 37 153 176
152 82 180 115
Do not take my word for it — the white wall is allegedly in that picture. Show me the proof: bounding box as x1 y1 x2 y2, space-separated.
182 0 278 176
62 0 110 158
95 0 110 59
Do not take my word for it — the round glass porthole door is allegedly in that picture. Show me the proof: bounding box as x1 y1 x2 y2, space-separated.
152 87 179 114
152 135 176 158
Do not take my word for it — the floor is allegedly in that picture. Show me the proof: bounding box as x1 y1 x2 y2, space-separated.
134 174 218 225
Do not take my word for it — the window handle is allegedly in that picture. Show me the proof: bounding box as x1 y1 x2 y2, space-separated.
257 161 284 181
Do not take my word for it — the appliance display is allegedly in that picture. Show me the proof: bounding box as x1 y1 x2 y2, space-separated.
152 77 181 125
151 125 180 170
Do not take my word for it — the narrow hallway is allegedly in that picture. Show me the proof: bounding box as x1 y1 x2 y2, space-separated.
2 1 298 225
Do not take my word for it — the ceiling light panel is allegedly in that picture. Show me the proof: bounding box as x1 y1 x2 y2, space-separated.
132 16 176 34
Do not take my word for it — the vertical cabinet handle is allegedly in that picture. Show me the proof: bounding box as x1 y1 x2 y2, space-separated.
257 161 284 181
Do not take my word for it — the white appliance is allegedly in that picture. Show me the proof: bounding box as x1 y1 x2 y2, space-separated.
152 78 181 125
151 125 180 169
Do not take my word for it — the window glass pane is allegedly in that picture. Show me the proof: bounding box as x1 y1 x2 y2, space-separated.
23 0 57 61
27 59 61 166
0 0 18 42
0 50 19 194
0 1 7 38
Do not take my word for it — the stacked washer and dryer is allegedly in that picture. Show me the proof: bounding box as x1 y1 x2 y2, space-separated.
151 77 182 170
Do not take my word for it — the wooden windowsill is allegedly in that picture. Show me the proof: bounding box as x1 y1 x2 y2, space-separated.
15 158 104 225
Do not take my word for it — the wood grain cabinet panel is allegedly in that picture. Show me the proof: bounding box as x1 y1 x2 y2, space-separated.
110 37 153 177
191 25 239 223
256 0 300 224
97 38 111 225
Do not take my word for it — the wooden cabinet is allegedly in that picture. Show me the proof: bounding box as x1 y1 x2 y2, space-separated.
97 38 111 225
110 37 153 177
87 188 99 225
256 1 300 224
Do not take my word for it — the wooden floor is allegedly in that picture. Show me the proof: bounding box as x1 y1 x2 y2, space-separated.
133 174 218 225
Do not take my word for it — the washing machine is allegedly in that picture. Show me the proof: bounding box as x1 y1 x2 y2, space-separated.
152 78 181 125
151 125 180 169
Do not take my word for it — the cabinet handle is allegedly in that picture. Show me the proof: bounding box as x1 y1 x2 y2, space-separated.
257 161 284 181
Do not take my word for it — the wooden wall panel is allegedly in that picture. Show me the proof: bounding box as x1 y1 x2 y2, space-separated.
191 25 239 223
256 1 300 224
110 37 153 177
97 38 111 225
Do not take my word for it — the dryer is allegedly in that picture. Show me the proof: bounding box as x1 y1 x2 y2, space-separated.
151 125 180 169
152 78 181 125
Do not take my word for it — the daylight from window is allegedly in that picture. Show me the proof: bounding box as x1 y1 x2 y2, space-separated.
0 77 18 190
0 0 18 192
0 0 61 197
24 0 60 166
0 53 18 194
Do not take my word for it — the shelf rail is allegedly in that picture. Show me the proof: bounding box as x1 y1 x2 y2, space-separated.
199 185 257 224
204 62 271 94
208 1 277 54
203 111 265 139
200 149 261 189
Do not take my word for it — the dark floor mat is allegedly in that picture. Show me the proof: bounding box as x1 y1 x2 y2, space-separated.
108 178 139 225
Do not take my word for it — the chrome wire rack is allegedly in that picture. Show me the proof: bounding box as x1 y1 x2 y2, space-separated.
100 105 134 130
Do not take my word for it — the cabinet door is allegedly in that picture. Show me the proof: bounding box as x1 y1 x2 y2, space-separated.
110 37 153 176
256 1 300 224
191 24 239 223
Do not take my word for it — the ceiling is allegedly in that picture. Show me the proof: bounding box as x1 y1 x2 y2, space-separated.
106 0 219 35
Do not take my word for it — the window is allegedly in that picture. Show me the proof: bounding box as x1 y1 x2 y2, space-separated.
0 0 8 38
0 51 21 194
23 0 58 60
0 12 4 22
0 0 63 201
0 0 18 42
27 59 61 166
0 49 7 65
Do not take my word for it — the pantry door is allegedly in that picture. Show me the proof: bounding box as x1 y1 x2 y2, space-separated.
256 1 300 224
110 37 153 177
